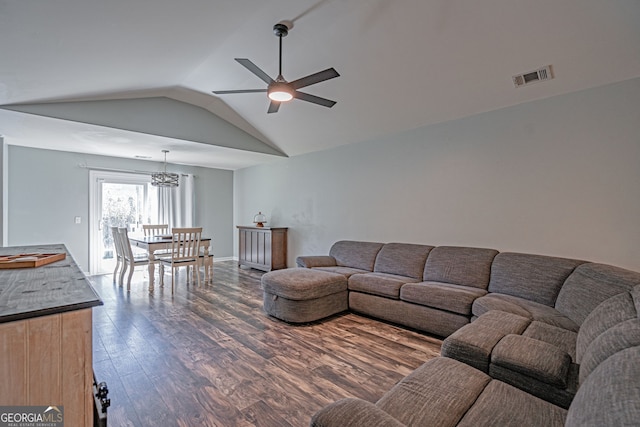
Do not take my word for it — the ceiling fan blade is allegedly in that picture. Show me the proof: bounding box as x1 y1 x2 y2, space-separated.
290 68 340 90
293 91 337 108
267 101 281 114
235 58 275 85
212 89 267 95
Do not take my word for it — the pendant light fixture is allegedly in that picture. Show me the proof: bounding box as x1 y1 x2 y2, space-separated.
151 150 179 187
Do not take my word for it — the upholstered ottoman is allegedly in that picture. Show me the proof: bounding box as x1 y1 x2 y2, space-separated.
261 268 348 323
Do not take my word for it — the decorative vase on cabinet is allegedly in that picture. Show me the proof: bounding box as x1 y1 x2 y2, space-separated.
237 226 288 272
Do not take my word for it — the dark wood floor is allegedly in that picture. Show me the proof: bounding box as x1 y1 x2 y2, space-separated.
91 261 442 427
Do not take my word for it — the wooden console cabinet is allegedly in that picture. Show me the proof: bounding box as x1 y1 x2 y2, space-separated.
237 226 288 272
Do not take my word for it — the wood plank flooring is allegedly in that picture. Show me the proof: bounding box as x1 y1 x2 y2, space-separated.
91 261 442 427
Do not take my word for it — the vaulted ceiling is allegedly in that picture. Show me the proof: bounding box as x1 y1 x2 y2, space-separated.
1 0 639 170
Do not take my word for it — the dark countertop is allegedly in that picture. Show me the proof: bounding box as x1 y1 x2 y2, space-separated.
0 244 103 323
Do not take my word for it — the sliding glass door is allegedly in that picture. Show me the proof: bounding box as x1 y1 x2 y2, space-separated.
89 171 158 275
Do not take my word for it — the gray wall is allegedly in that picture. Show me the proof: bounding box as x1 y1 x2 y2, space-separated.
1 138 6 246
234 78 640 272
6 146 233 271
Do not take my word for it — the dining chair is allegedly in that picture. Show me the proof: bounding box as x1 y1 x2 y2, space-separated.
157 227 202 293
111 226 124 285
118 227 149 291
199 247 214 283
142 223 172 260
142 224 169 237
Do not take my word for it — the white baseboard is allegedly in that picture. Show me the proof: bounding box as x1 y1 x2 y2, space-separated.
213 256 235 262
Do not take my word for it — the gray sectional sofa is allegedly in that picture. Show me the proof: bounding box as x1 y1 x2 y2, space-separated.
295 240 640 426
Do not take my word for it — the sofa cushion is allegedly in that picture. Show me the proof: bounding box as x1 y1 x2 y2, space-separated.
457 380 567 427
522 321 578 361
491 334 572 388
312 266 370 278
261 268 347 300
472 293 530 318
329 240 384 271
423 246 498 289
373 243 434 279
376 357 491 427
441 311 531 372
555 263 640 327
310 398 405 427
488 252 585 307
473 293 579 332
349 272 420 299
401 282 487 315
489 362 578 410
579 319 640 384
349 292 470 337
295 255 337 268
576 291 637 363
566 346 640 427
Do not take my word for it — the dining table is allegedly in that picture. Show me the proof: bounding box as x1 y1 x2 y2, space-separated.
129 235 212 291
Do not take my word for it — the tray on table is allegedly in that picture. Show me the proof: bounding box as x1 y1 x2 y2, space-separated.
0 253 66 269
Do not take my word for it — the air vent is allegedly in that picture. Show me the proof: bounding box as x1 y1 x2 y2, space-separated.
513 65 554 88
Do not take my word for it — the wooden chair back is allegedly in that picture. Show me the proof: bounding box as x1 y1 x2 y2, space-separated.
118 227 136 261
169 227 202 262
111 226 123 258
111 226 123 284
143 224 169 237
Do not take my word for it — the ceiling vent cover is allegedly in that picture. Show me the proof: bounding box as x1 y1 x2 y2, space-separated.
513 65 553 88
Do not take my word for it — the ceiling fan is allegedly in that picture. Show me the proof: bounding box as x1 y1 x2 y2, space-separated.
212 22 340 114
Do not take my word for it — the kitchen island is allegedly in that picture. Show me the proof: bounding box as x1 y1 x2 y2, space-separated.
0 244 103 426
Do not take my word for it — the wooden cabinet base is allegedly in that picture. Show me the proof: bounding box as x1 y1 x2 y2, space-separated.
0 308 93 426
237 226 288 272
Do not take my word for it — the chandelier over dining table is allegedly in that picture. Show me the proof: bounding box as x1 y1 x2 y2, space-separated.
151 150 179 187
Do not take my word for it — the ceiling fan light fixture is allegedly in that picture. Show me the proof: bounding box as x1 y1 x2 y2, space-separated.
268 82 294 102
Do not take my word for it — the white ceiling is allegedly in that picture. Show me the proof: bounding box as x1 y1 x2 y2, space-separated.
1 0 639 170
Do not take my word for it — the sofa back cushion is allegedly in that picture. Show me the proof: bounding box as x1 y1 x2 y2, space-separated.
487 253 585 307
555 263 640 327
373 243 434 279
578 318 640 384
329 241 384 272
423 246 498 289
566 346 640 427
576 285 640 366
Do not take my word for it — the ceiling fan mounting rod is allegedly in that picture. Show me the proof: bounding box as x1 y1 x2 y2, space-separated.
278 34 283 77
273 23 289 79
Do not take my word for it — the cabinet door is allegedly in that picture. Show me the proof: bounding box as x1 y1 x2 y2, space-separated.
0 309 93 426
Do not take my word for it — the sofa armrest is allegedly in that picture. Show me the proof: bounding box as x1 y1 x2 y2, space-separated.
491 334 572 388
296 255 337 268
310 398 406 427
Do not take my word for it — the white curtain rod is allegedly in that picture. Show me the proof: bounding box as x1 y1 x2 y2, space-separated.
77 163 192 177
